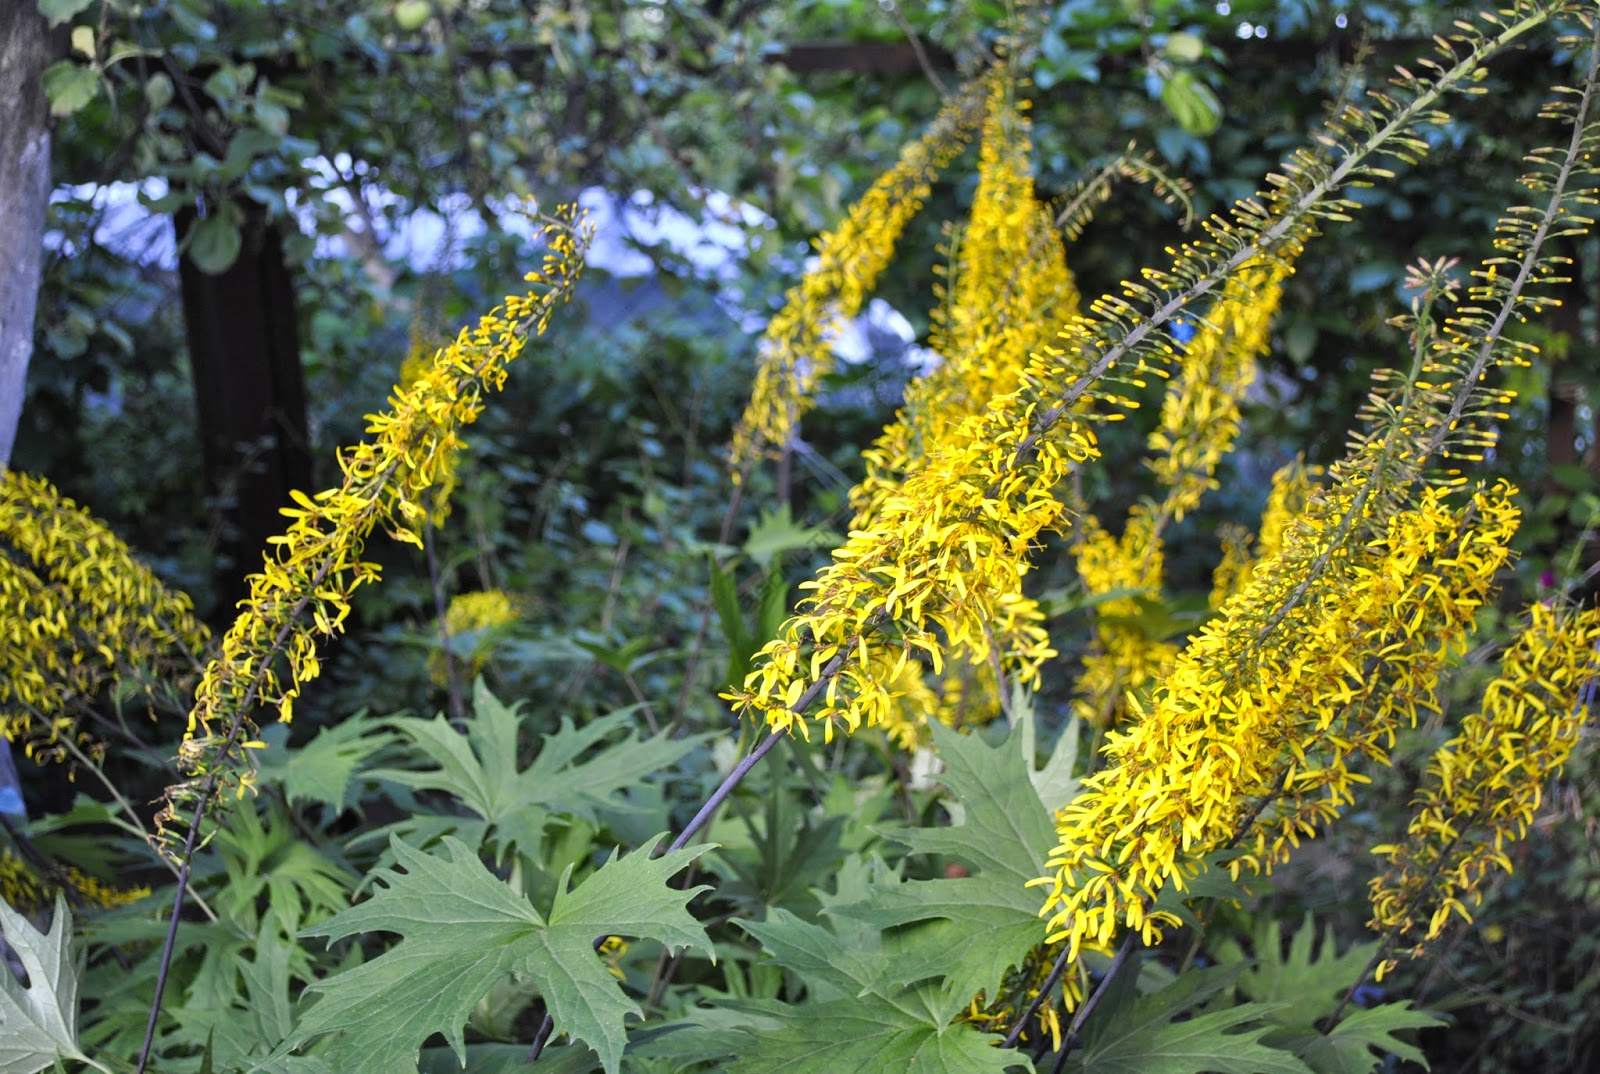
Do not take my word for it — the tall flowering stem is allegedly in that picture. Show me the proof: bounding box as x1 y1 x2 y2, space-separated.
1036 481 1522 964
155 207 591 855
728 80 985 476
847 69 1079 748
725 2 1563 746
1367 603 1600 978
137 207 590 1072
1034 9 1600 975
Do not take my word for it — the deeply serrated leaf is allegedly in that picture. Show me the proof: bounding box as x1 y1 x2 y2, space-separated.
366 682 700 857
1071 964 1314 1074
256 714 393 812
1229 915 1380 1030
1297 1003 1442 1074
830 719 1057 999
726 997 1021 1074
0 895 93 1074
292 835 711 1073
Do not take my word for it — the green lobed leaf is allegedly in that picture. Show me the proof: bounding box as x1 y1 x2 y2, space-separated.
366 681 700 858
0 895 96 1074
726 997 1024 1074
1221 915 1381 1031
291 835 712 1074
829 718 1059 999
1068 962 1315 1074
1297 1003 1443 1074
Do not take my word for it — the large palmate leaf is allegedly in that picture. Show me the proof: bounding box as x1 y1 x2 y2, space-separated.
830 717 1066 999
1067 963 1314 1074
289 835 711 1073
0 895 100 1074
725 909 1024 1074
364 681 701 857
1297 1003 1442 1074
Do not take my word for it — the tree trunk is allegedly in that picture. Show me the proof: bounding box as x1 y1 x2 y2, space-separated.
0 4 54 467
177 201 312 610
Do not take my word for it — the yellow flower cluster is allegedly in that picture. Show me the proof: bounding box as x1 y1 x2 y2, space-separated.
1368 602 1600 974
1069 510 1179 729
1146 259 1289 521
728 82 984 475
1209 459 1319 607
397 325 458 526
0 469 209 760
850 72 1078 748
855 71 1080 526
0 848 150 913
157 208 591 854
429 588 522 685
725 74 1091 742
723 405 1091 741
1035 480 1521 963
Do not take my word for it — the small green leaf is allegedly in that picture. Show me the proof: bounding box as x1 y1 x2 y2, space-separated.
395 0 432 30
37 0 96 26
186 213 243 274
41 61 99 118
0 894 98 1074
1163 32 1205 63
1161 69 1222 137
68 25 93 59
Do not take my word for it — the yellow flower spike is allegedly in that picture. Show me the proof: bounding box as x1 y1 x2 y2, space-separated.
1368 601 1600 960
729 78 986 475
1037 481 1522 960
154 206 591 861
0 469 210 761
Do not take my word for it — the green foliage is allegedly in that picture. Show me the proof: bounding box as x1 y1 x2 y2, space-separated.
1065 964 1311 1074
725 908 1022 1074
363 681 702 861
831 718 1066 1000
292 836 713 1073
0 895 103 1074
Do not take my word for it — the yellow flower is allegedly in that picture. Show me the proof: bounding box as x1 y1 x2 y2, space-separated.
429 589 523 685
1368 602 1600 971
0 469 209 760
156 208 591 857
1035 481 1521 965
0 848 150 913
729 80 984 475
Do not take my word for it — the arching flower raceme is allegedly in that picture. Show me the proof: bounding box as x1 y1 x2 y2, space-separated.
1368 602 1600 977
728 81 985 476
1070 254 1295 728
846 70 1079 748
0 469 209 761
156 208 591 855
1035 481 1522 963
726 73 1091 743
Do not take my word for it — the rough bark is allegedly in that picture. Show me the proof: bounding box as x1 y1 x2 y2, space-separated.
0 4 54 466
